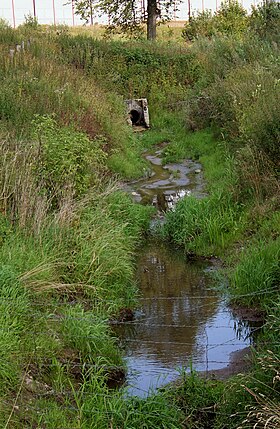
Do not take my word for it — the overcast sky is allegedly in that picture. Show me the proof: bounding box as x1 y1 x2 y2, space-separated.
1 0 259 27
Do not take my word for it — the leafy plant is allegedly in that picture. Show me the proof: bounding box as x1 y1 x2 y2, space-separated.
250 1 280 42
33 115 107 201
182 0 248 41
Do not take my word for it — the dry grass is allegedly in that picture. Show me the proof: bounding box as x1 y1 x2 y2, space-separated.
236 145 280 205
238 351 280 429
0 139 50 234
69 21 186 42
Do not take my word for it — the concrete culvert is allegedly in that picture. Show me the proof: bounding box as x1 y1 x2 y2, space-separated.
125 98 150 129
130 108 142 125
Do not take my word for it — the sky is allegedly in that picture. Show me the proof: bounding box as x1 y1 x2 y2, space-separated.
1 0 260 27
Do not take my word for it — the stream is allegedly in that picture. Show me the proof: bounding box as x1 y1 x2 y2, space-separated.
116 145 255 397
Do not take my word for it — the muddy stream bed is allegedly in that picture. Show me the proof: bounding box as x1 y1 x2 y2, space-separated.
114 146 258 397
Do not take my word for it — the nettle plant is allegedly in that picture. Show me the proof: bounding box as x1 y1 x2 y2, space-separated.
32 115 107 202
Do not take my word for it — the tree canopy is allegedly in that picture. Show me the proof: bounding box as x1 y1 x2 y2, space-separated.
72 0 180 40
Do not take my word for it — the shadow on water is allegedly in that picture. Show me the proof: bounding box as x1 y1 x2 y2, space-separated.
117 145 259 397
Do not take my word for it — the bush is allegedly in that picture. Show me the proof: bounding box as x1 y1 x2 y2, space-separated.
250 1 280 42
33 115 107 201
215 0 248 36
182 10 217 41
182 0 248 41
187 35 280 172
0 18 10 30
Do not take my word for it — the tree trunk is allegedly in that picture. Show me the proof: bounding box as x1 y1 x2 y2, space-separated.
147 0 157 40
90 1 93 25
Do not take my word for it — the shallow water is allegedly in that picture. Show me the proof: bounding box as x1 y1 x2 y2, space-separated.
117 146 253 397
123 146 207 211
114 240 252 397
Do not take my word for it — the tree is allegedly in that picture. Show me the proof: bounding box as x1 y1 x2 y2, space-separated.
72 0 97 26
72 0 180 40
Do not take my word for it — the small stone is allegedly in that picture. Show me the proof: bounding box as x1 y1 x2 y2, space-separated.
195 169 201 174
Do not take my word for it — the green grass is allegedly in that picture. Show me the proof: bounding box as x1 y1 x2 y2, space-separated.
162 192 247 256
230 237 280 307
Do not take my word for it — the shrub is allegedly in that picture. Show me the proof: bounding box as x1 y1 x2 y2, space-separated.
250 1 280 42
0 18 10 30
182 0 248 41
215 0 248 36
33 115 107 201
182 10 217 41
187 36 280 173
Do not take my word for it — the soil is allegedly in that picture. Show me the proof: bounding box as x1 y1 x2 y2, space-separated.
230 305 266 322
202 346 253 380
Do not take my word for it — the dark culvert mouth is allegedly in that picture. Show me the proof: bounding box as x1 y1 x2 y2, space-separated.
130 109 142 125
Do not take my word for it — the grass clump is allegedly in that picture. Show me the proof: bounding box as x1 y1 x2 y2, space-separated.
0 266 31 393
230 237 280 308
162 193 245 256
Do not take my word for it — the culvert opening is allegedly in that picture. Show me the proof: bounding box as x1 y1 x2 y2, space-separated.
130 109 142 125
125 98 150 130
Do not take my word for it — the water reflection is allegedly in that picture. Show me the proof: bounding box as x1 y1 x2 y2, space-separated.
114 240 252 397
123 147 206 209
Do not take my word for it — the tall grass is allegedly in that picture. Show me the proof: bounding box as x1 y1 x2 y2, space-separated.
230 237 280 307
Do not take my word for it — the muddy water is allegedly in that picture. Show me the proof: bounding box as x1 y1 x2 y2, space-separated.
117 146 253 397
122 145 207 211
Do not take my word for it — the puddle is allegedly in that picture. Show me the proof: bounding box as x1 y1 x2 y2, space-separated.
123 146 207 211
117 145 257 397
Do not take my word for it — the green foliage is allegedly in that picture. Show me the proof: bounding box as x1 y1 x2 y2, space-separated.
230 237 280 307
182 0 248 41
215 0 248 35
81 387 183 429
72 0 179 40
22 13 40 29
187 34 280 174
162 193 245 255
0 266 30 393
71 0 98 25
172 369 223 428
33 115 107 199
0 214 12 247
61 305 122 365
250 1 280 42
0 21 279 429
183 10 217 41
159 129 246 256
0 18 11 30
69 188 153 308
58 35 193 104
